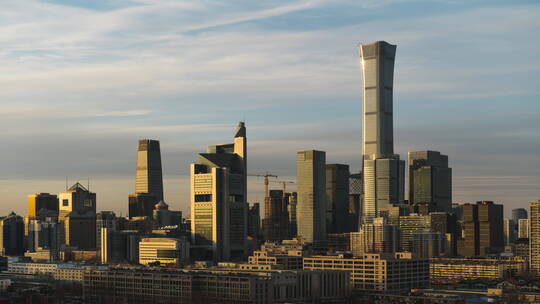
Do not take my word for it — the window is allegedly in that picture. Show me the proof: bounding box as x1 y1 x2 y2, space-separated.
63 199 69 206
195 194 212 202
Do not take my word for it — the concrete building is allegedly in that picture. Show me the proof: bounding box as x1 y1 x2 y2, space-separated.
512 208 527 223
0 212 24 256
27 193 58 218
128 139 164 218
190 122 248 261
358 41 405 223
503 219 517 245
529 200 540 276
101 228 141 264
304 252 429 292
27 217 60 257
296 150 326 245
83 267 350 304
458 201 504 257
325 164 350 234
518 219 529 239
247 202 261 239
408 150 452 213
398 214 431 252
246 250 303 270
348 173 362 232
351 217 399 256
430 257 527 283
412 231 445 258
58 182 96 219
287 192 298 237
64 211 97 250
262 190 290 242
139 237 189 266
96 211 116 259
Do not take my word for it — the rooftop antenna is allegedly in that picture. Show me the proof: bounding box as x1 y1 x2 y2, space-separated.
65 176 68 191
88 177 90 191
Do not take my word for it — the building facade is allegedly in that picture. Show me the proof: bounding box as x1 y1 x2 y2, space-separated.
529 200 540 276
139 237 189 266
296 150 326 245
325 164 350 234
358 41 405 223
27 193 58 218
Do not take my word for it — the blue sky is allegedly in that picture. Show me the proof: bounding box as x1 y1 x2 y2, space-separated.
0 0 538 216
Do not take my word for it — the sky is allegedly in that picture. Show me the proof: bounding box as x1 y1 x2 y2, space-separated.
0 0 539 217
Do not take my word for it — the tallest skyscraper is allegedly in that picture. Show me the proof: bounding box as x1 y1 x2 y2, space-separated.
358 41 404 223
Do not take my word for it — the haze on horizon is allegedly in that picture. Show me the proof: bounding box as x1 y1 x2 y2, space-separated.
0 0 539 217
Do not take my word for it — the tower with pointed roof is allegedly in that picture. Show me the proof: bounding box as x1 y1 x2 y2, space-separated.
190 122 248 261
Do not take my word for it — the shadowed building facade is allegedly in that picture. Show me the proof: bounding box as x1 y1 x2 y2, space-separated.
358 41 405 223
190 122 248 261
296 150 326 245
262 190 290 242
129 139 164 218
457 201 503 257
408 150 452 213
325 164 350 234
27 193 58 218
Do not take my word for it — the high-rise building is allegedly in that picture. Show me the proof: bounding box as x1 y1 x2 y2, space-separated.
27 217 60 255
128 139 164 218
412 231 445 258
458 201 503 257
503 219 517 245
408 150 452 213
190 122 247 261
358 41 405 223
262 190 290 242
135 139 164 200
0 212 24 256
348 173 362 232
287 192 298 237
96 211 116 259
247 203 261 239
518 219 529 239
351 217 399 256
27 193 58 218
296 150 326 244
530 200 540 276
398 214 431 252
325 164 349 234
512 208 528 223
58 183 96 219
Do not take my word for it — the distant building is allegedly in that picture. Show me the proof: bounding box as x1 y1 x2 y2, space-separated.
100 228 140 264
503 219 517 245
128 139 164 218
512 208 527 223
27 193 58 218
64 211 97 250
190 122 247 261
0 212 24 256
304 252 429 292
358 41 405 223
430 257 526 283
529 200 540 276
247 202 261 239
408 150 452 213
296 150 326 244
139 237 190 266
412 231 445 258
518 219 529 239
96 211 116 259
287 192 298 237
457 201 504 257
348 173 362 232
262 190 290 242
27 217 60 258
58 182 96 219
398 214 431 252
351 217 399 256
325 164 349 234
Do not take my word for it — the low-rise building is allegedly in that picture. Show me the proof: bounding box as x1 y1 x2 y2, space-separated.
8 262 58 276
247 250 303 270
139 237 190 266
429 257 527 283
303 253 429 292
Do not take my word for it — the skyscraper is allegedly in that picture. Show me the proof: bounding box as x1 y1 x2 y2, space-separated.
512 208 527 222
129 139 164 218
190 122 247 261
457 201 503 257
358 41 405 223
27 193 58 218
262 190 290 242
135 139 164 200
351 217 399 256
296 150 326 244
0 212 24 256
408 150 452 212
530 200 540 276
325 164 350 234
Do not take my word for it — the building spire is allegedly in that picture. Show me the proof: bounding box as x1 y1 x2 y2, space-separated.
234 121 246 138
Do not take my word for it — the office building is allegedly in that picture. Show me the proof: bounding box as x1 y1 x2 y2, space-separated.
351 217 399 256
58 182 96 219
296 150 326 244
457 201 504 257
408 151 452 212
529 200 540 276
101 228 141 264
358 41 405 223
412 231 445 258
430 257 526 283
398 214 431 252
247 202 261 239
348 173 362 232
513 208 528 223
304 252 429 292
325 164 349 234
128 192 159 218
262 190 290 242
139 237 190 266
64 211 97 250
96 211 116 259
27 193 58 218
27 217 60 255
503 219 517 245
287 192 298 237
135 139 164 200
0 212 24 256
518 219 529 239
190 122 247 261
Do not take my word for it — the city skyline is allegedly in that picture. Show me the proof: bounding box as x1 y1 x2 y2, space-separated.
1 0 539 216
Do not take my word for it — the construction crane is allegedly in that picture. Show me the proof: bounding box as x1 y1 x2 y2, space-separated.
248 172 277 198
268 180 295 193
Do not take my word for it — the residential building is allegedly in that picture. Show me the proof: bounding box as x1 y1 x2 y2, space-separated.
325 164 350 234
303 252 429 292
296 150 326 245
529 200 540 276
190 122 248 261
408 150 452 212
